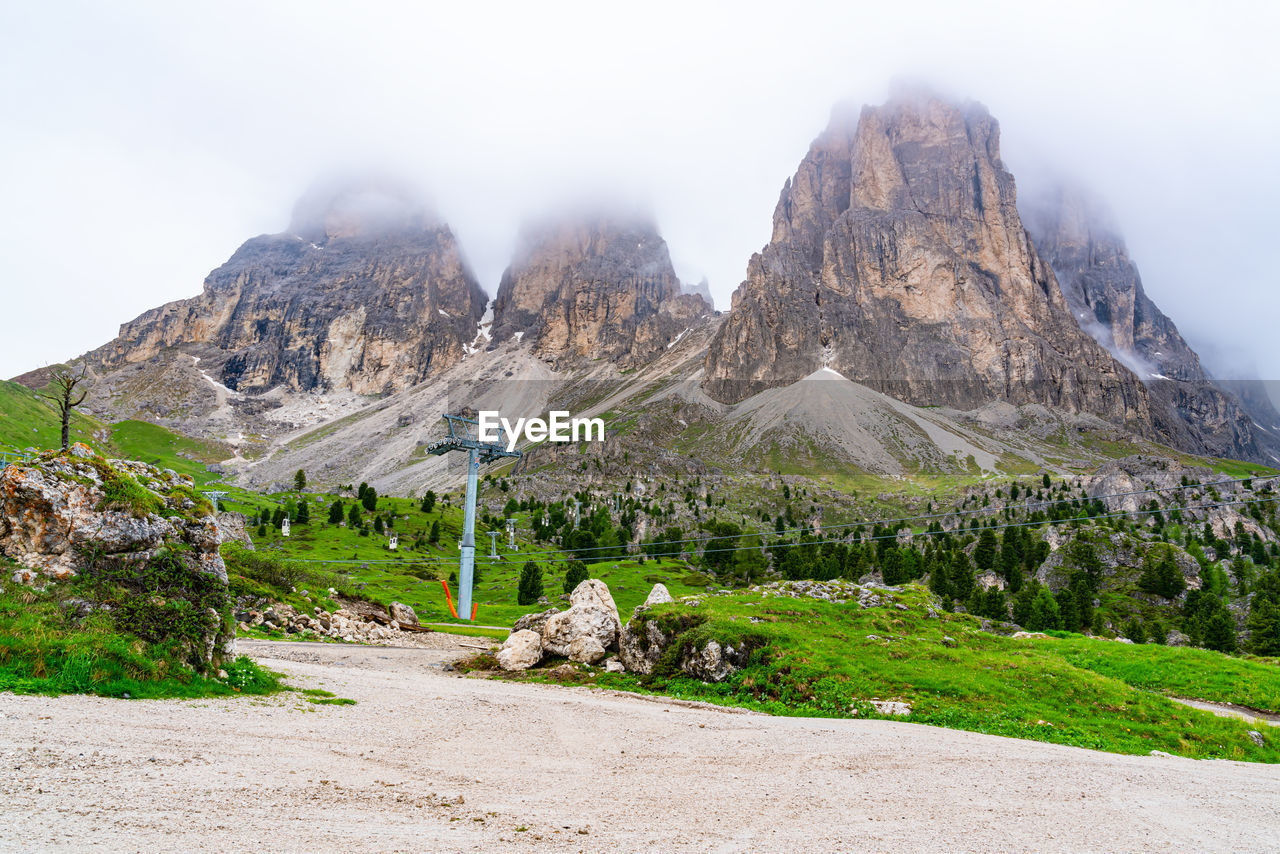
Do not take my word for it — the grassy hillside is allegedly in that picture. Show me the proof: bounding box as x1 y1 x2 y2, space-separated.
0 381 227 483
587 583 1280 762
0 379 103 453
218 488 714 627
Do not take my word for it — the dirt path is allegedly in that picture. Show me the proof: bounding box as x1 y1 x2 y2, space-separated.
1170 696 1280 728
3 639 1280 852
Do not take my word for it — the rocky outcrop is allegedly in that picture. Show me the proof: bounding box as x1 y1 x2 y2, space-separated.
1 444 225 583
1 443 233 667
1024 185 1267 462
490 215 710 368
702 89 1155 439
82 179 487 397
618 614 671 676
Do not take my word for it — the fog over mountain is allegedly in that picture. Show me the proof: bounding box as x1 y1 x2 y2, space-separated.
2 1 1277 401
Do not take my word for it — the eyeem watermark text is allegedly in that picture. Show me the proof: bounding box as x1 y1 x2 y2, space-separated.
478 411 605 452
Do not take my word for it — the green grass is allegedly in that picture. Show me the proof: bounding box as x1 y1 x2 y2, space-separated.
583 583 1280 762
0 580 281 700
233 491 714 629
106 420 229 484
0 381 228 485
0 379 103 453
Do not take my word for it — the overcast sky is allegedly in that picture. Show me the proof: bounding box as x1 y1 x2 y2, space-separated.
2 0 1277 386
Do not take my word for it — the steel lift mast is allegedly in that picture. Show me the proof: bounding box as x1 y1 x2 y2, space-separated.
426 414 521 621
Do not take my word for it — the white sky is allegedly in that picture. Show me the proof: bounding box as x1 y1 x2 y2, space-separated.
1 0 1277 385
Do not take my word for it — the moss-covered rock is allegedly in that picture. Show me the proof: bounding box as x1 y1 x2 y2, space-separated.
0 443 232 668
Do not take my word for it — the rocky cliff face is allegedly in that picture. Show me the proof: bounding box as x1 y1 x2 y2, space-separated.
490 216 710 368
701 92 1155 437
87 180 487 396
1024 186 1269 462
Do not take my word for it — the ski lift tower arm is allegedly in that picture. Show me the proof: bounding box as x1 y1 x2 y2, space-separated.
426 414 523 464
426 414 522 621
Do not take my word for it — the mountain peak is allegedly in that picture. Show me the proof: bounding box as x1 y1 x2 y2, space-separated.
288 175 435 242
491 213 709 368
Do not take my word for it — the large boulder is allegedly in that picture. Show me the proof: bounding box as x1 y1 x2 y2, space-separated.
389 601 419 626
497 629 543 671
542 605 618 657
570 579 622 639
512 608 560 636
568 635 607 665
215 511 254 550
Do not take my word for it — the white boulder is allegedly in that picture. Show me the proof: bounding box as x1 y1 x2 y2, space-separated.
568 635 607 665
497 629 543 671
643 583 674 607
542 605 618 656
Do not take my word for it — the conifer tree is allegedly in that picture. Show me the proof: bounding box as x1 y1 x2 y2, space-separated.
517 561 544 606
563 560 589 595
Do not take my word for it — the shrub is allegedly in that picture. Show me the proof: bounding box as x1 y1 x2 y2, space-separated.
517 561 544 606
563 560 589 595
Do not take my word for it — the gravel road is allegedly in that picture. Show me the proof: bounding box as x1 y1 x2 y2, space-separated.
2 638 1279 852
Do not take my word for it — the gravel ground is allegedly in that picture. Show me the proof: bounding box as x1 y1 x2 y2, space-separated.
2 638 1279 853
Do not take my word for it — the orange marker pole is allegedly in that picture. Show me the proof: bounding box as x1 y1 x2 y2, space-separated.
441 580 460 619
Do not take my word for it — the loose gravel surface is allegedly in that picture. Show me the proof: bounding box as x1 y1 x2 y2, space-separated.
3 638 1280 852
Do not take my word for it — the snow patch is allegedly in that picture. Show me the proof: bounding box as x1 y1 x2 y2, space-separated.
513 331 525 342
463 302 495 356
818 366 849 380
190 356 241 397
667 327 692 349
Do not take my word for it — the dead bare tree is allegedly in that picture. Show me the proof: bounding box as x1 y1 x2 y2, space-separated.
37 363 89 451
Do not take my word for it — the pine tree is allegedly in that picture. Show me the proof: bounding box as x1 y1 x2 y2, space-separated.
1139 547 1185 599
1055 587 1081 631
294 500 310 525
429 520 441 544
1122 617 1146 643
974 528 998 571
294 469 307 491
328 500 344 524
517 561 544 606
1202 609 1238 652
1246 597 1280 655
362 486 378 512
373 515 384 534
420 490 436 514
563 560 589 595
347 503 362 528
1026 587 1061 631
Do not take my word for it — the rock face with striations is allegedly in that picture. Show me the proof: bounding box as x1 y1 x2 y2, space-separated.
701 91 1155 437
490 215 710 368
85 179 488 396
1024 186 1271 462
